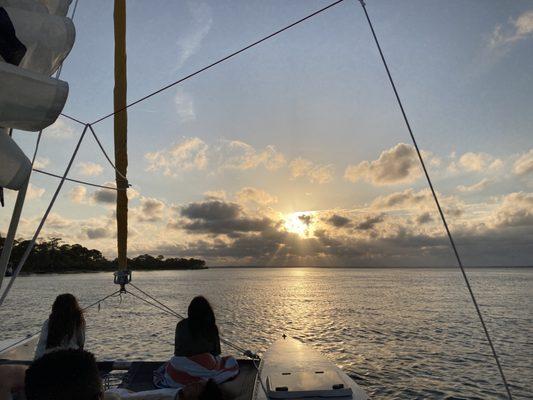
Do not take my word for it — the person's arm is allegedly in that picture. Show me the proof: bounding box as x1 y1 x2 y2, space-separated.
214 329 221 356
174 322 180 356
0 365 27 400
77 323 86 349
34 320 48 360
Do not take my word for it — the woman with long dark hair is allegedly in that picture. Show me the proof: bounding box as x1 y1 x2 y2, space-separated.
174 296 221 357
34 293 85 359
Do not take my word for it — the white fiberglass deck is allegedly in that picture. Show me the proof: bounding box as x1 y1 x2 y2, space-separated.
254 337 368 400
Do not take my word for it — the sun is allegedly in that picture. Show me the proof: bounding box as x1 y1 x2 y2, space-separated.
284 212 315 237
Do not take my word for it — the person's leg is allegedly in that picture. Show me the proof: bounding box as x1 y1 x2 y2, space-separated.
0 365 27 400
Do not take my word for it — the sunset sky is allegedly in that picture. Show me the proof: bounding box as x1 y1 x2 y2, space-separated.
4 0 533 266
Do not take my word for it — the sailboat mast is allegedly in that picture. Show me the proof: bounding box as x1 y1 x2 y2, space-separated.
113 0 128 270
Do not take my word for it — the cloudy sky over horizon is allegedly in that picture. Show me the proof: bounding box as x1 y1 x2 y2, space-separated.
3 0 533 266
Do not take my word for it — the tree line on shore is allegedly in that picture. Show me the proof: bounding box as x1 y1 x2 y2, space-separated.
0 237 206 273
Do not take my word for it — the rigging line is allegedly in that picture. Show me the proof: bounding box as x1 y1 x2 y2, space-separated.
128 282 184 319
126 289 185 319
82 289 123 311
88 0 345 126
87 125 128 182
32 168 124 191
0 289 121 355
252 358 269 396
0 125 89 307
0 330 41 356
127 284 251 356
60 112 87 126
356 1 513 399
55 0 80 78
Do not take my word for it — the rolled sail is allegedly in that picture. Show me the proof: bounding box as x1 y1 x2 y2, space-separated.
0 128 31 190
0 5 75 75
0 61 68 131
0 1 73 17
41 0 74 17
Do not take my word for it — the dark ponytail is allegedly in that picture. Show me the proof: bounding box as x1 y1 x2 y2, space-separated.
188 296 219 339
46 293 85 349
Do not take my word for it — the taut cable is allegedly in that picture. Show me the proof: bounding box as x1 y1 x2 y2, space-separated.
356 1 512 398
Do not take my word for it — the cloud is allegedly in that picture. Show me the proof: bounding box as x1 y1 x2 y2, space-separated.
175 89 195 122
92 185 116 204
298 214 313 226
90 182 138 205
491 192 533 228
176 1 212 69
326 214 352 228
21 188 533 267
289 158 334 184
355 214 383 230
370 189 464 222
219 141 286 171
416 212 433 224
457 152 501 172
203 190 226 200
44 118 75 139
26 184 45 200
457 178 492 193
344 143 421 186
489 10 533 51
513 149 533 175
77 162 103 177
181 200 240 221
236 187 277 206
33 157 50 169
145 138 288 177
69 186 87 203
45 213 72 229
84 227 111 239
137 197 165 222
172 199 273 235
145 137 208 177
370 188 432 210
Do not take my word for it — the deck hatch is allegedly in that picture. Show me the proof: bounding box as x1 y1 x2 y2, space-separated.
266 369 353 398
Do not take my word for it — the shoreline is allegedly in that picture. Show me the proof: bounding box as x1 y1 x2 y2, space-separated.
8 265 532 276
11 266 208 276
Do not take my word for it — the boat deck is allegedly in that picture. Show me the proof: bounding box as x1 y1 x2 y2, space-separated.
115 360 257 400
1 337 257 399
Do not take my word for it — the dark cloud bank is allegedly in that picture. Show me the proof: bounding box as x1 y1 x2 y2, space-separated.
148 198 533 267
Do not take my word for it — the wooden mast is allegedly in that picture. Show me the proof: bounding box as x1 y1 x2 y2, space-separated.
113 0 128 271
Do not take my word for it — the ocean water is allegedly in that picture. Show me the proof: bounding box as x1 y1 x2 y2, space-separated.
0 268 531 399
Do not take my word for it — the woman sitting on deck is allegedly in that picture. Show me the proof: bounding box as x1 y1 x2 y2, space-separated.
154 296 237 392
174 296 221 357
34 293 85 359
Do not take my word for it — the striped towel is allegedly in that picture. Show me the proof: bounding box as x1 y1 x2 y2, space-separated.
153 353 239 389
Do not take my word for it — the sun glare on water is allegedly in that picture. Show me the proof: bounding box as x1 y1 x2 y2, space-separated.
284 212 315 237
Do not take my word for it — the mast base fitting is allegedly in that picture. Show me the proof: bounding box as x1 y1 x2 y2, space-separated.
114 270 132 292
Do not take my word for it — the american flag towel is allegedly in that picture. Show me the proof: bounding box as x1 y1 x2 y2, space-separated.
153 353 239 389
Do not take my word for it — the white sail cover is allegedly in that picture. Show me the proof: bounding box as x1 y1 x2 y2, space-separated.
41 0 73 17
0 62 68 131
0 0 74 188
0 128 31 189
0 0 72 15
0 5 74 74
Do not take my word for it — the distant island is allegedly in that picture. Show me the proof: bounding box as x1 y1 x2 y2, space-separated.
0 237 206 274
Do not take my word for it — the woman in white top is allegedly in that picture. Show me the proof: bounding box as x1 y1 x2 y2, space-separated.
34 293 85 359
